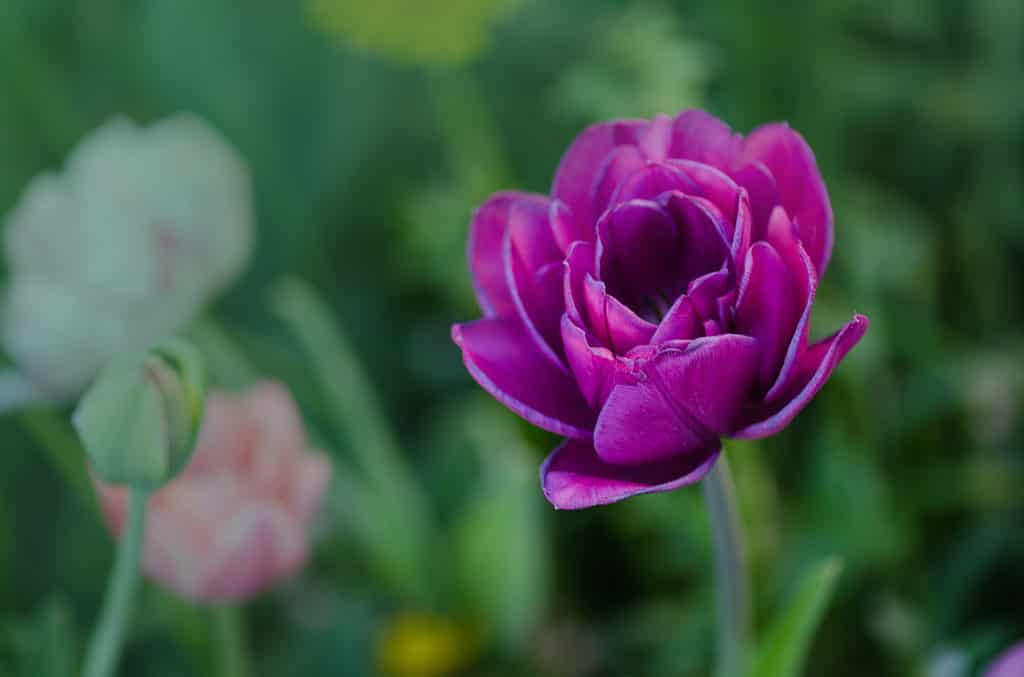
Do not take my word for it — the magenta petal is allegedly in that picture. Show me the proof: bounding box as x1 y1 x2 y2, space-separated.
733 314 868 438
662 192 733 280
562 315 619 410
506 194 560 274
590 145 647 226
687 268 732 320
540 438 720 509
652 295 702 342
736 242 799 391
762 206 818 400
550 199 590 253
740 123 833 274
583 274 657 353
638 113 674 161
610 163 699 205
564 241 595 327
452 318 595 438
597 200 689 311
732 161 780 241
986 642 1024 677
505 233 566 370
669 110 743 168
594 335 760 464
667 159 741 224
467 192 529 317
552 119 648 225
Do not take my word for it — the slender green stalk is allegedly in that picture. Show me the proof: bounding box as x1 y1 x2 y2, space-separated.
211 606 249 677
703 455 752 677
82 488 150 677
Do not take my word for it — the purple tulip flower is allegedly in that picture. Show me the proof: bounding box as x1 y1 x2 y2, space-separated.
452 109 867 509
986 642 1024 677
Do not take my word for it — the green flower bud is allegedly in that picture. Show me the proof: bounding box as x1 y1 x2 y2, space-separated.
73 338 206 489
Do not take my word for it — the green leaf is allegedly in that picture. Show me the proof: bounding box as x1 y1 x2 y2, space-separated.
753 557 843 677
270 277 435 602
2 596 77 677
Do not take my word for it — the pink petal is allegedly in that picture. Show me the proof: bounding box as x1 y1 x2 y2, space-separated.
561 315 620 410
467 192 528 317
540 438 720 509
589 145 647 226
550 199 590 253
651 295 703 343
452 317 595 438
669 110 743 168
583 274 656 353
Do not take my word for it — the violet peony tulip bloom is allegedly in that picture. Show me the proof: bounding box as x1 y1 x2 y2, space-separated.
93 382 331 602
986 642 1024 677
452 109 867 509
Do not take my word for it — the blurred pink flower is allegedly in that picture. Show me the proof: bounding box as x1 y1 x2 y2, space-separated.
986 641 1024 677
93 381 332 603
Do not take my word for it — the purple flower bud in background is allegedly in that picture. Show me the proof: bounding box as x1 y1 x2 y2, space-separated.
985 642 1024 677
452 109 867 509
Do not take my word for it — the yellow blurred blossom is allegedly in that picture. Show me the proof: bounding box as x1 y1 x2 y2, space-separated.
377 612 476 677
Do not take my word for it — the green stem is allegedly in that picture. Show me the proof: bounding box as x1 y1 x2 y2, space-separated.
703 455 751 677
211 606 249 677
82 488 150 677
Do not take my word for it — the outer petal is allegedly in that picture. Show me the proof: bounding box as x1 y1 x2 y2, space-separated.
540 438 720 510
590 145 647 227
452 318 596 438
732 161 780 241
563 240 595 327
561 315 619 410
761 206 818 400
669 110 743 168
733 314 868 438
552 119 648 227
467 192 526 316
594 335 760 464
740 123 833 274
610 162 699 205
735 242 798 392
550 199 589 253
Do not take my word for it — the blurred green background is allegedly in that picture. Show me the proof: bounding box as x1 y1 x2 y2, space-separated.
1 0 1022 675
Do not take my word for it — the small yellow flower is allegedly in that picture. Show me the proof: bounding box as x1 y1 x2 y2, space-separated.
306 0 521 66
377 612 475 677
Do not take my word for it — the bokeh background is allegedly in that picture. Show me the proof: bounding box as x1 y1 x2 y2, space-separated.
1 0 1022 675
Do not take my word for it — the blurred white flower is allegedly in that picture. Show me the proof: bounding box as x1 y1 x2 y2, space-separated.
2 114 252 399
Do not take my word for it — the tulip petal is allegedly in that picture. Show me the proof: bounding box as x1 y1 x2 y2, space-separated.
467 192 525 316
597 200 690 313
590 145 647 225
552 119 648 227
562 315 620 410
638 113 674 161
762 206 818 400
452 318 595 438
610 162 699 205
732 161 780 241
564 240 595 327
583 274 656 353
733 314 868 438
550 199 590 253
652 295 703 343
540 438 720 509
661 192 733 280
594 335 760 464
736 242 799 392
740 123 833 274
670 109 743 168
687 268 732 320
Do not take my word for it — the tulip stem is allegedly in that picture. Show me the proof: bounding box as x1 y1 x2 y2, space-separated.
212 606 249 677
82 488 150 677
703 455 751 677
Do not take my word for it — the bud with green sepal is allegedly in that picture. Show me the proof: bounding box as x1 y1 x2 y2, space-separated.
73 338 206 490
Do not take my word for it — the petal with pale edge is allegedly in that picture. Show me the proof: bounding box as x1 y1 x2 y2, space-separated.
740 123 833 275
669 110 743 167
594 335 760 464
541 438 720 510
733 314 868 438
452 318 595 438
468 192 526 316
735 242 798 392
552 119 647 227
562 315 619 410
